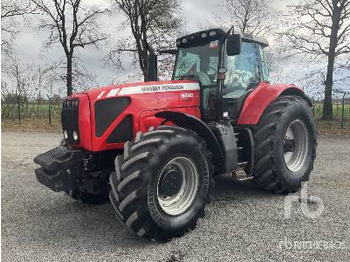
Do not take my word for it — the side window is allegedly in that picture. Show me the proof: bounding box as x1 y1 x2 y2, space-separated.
259 45 269 81
174 51 200 78
224 42 260 99
208 56 219 76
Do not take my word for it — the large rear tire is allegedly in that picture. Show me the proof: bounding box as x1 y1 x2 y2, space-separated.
109 126 214 241
252 96 317 193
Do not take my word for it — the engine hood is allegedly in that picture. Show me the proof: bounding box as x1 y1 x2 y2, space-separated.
82 80 200 104
68 80 201 152
79 79 201 116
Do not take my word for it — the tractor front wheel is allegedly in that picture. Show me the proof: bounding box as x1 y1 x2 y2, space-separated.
109 126 214 241
252 96 317 193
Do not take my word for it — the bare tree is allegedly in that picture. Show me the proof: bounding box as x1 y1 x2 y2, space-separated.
1 57 64 121
1 0 36 19
31 0 108 96
112 0 181 80
1 57 33 122
279 0 350 120
2 56 59 99
222 0 273 35
1 0 36 54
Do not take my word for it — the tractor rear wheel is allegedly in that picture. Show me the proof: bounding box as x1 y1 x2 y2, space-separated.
109 126 214 241
252 96 317 193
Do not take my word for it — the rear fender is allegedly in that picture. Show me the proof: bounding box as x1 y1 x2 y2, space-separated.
155 111 225 172
237 82 312 125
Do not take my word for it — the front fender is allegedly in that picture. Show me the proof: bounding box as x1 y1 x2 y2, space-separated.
155 111 225 172
237 82 312 125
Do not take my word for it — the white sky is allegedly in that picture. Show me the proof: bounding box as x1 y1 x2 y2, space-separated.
2 0 349 98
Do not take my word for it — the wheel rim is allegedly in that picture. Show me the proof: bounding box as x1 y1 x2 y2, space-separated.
283 120 309 172
157 156 199 216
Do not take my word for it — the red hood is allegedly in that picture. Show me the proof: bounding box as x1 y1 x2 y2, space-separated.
76 80 200 101
68 80 202 151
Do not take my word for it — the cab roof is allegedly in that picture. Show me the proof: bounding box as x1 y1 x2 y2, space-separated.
176 28 269 49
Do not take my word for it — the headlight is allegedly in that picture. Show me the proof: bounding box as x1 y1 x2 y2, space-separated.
63 130 68 140
73 131 79 141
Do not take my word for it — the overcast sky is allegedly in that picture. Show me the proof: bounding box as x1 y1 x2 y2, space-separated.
2 0 349 98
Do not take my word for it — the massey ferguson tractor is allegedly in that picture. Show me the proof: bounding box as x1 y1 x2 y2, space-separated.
34 28 317 241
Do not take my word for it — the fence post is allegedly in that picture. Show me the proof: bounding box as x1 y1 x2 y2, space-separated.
16 90 21 124
11 91 15 121
341 93 345 129
49 97 52 126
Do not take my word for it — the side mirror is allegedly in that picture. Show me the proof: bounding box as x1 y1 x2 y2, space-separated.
226 34 242 56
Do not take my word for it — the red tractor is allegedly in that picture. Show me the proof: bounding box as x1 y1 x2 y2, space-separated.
34 28 317 241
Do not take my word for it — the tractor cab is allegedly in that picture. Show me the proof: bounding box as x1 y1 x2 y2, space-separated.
172 28 269 121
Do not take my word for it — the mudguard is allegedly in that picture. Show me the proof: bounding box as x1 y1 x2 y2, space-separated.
155 111 225 172
237 82 312 125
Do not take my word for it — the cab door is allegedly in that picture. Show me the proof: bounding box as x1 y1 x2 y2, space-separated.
222 42 264 120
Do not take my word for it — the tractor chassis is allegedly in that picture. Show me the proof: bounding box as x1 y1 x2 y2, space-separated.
34 147 110 195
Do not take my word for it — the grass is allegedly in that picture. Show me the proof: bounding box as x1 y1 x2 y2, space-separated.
315 119 350 138
312 103 350 120
2 118 61 133
2 101 350 137
1 103 62 120
312 103 350 137
1 102 62 132
2 116 349 138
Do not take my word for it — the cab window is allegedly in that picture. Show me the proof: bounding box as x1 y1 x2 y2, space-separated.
174 42 220 86
259 45 269 81
223 42 260 99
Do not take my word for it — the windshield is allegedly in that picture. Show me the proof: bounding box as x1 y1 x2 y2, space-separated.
173 41 220 86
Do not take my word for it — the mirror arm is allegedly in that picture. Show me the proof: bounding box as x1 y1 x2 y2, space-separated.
225 26 235 38
220 26 235 44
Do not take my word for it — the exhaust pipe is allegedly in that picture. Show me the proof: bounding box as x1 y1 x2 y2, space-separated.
146 54 158 81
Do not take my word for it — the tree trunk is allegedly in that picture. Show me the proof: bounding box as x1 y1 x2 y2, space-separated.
322 58 334 120
66 56 73 96
322 3 341 121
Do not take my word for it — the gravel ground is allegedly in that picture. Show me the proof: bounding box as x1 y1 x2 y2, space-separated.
1 132 349 262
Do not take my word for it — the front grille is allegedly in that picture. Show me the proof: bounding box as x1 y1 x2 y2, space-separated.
94 97 131 137
61 98 80 144
106 115 133 143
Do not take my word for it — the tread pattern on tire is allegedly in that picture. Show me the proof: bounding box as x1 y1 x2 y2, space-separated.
109 125 214 241
252 95 317 193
